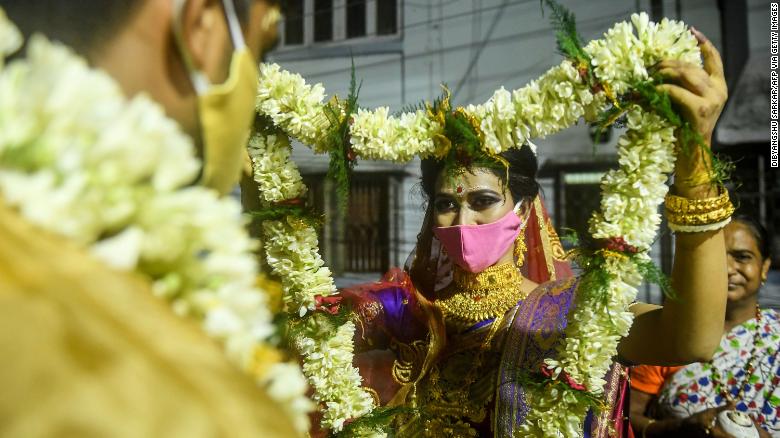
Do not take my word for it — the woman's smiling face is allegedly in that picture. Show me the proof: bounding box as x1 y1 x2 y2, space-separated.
725 221 771 303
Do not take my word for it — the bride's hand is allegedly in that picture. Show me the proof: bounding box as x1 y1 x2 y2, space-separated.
655 27 728 145
655 27 728 197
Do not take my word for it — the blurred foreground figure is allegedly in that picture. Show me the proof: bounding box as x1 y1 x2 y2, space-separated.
0 1 300 437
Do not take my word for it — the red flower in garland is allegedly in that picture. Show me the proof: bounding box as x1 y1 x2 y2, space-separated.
602 236 640 254
578 66 589 81
346 145 357 162
314 294 343 315
541 364 588 392
275 198 305 207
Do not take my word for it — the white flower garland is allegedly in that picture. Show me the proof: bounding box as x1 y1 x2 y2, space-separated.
248 131 378 433
0 11 311 434
253 12 700 437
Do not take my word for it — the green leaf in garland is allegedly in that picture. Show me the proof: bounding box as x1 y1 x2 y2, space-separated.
631 80 682 127
331 406 413 438
397 84 449 116
635 257 676 300
541 0 591 66
324 59 362 213
248 203 324 229
566 231 677 304
631 78 734 186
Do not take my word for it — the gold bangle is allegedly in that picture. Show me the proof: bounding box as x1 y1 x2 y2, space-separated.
665 204 735 226
665 188 734 228
664 189 730 215
642 419 657 438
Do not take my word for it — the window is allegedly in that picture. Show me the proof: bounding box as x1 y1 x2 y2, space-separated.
279 0 399 48
376 0 397 35
346 0 366 39
313 0 333 42
344 175 389 272
284 0 304 45
301 173 393 274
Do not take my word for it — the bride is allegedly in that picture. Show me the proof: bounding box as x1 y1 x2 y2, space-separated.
335 27 731 437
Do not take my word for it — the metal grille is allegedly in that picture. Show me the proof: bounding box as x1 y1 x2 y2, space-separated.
562 183 601 240
345 175 389 272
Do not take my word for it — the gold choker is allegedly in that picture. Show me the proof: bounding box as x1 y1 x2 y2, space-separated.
436 263 526 329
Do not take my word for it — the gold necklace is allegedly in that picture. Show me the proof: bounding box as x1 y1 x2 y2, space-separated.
435 263 526 329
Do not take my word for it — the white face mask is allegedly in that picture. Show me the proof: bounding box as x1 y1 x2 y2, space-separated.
172 0 259 195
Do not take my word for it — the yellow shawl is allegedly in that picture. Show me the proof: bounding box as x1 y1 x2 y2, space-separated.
0 202 299 438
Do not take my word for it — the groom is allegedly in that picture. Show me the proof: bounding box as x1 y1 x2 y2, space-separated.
0 1 299 437
5 0 279 194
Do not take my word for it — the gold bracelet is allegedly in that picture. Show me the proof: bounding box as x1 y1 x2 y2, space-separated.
665 189 730 215
665 188 734 229
665 205 735 226
642 419 656 438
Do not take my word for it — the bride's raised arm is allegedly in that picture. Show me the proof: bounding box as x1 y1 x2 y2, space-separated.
619 28 730 365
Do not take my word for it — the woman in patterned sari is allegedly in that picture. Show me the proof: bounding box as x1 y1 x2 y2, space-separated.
630 216 777 438
335 29 731 437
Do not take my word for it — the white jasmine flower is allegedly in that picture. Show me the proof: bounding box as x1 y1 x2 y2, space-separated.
0 26 310 432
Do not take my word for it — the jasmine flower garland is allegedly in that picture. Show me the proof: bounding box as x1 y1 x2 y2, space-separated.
0 12 311 434
247 130 379 434
252 11 701 438
256 64 330 151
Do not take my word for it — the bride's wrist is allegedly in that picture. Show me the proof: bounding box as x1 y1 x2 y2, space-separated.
674 132 717 199
671 181 719 199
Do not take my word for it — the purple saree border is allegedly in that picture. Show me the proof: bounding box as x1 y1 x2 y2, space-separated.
495 278 578 436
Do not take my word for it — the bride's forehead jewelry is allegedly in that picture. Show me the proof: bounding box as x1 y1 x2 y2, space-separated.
427 87 514 185
446 185 494 195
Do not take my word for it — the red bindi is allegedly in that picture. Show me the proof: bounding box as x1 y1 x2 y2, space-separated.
456 186 463 194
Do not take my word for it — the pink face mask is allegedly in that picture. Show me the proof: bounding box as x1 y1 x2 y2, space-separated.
433 208 523 273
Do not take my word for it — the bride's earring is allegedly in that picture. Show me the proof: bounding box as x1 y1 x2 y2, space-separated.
514 228 526 267
513 202 529 268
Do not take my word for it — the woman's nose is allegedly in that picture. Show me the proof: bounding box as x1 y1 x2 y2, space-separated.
454 207 476 226
726 254 737 275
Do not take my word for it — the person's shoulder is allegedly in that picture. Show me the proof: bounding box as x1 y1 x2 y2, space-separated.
762 308 780 330
630 364 683 394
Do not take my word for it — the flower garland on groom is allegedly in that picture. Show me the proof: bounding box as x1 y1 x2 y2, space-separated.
0 1 311 436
